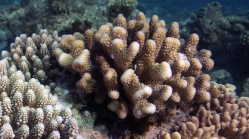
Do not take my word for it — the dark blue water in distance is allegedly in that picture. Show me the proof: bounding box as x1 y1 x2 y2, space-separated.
138 0 249 9
135 0 249 29
1 0 248 9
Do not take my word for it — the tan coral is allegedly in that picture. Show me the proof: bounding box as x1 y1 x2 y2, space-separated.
181 33 199 58
28 123 45 138
136 40 156 82
61 118 82 139
179 77 196 102
196 49 214 71
72 49 91 75
0 60 7 76
182 58 202 77
84 29 94 51
43 105 54 125
111 26 127 42
157 37 180 64
28 108 44 127
2 97 12 116
208 82 221 98
149 62 172 83
107 100 128 119
113 14 127 29
33 58 43 73
166 22 180 38
135 12 146 21
23 90 36 107
13 53 21 64
111 39 139 73
47 131 60 139
10 79 24 98
76 73 96 94
46 119 60 136
11 91 23 114
58 53 74 70
134 31 145 53
133 99 156 118
95 24 111 43
121 69 152 101
70 40 84 58
0 30 85 138
0 123 15 139
59 108 72 123
14 107 28 129
99 33 112 56
60 35 76 50
158 131 181 139
14 124 29 139
150 85 173 110
35 70 47 83
73 32 84 40
0 75 9 93
19 61 29 73
151 27 166 56
39 43 50 59
35 90 49 108
104 68 120 99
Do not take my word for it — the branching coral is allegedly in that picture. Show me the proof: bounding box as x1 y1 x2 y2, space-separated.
0 30 83 138
51 12 215 122
159 82 249 139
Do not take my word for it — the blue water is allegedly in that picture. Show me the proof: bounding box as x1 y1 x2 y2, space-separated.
1 0 248 16
1 0 248 8
0 0 18 5
137 0 249 22
138 0 249 8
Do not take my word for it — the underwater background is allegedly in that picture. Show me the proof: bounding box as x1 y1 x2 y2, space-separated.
0 0 248 139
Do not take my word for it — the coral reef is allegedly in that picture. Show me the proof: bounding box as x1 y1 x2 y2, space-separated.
240 30 249 47
240 78 249 97
1 3 249 137
108 0 137 21
181 2 249 94
0 30 7 51
0 0 137 50
181 2 249 47
209 69 234 84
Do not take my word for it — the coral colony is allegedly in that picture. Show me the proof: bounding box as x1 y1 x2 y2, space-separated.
0 5 249 139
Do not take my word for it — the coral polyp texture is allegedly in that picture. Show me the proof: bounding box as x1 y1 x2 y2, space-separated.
52 12 215 121
0 30 83 138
